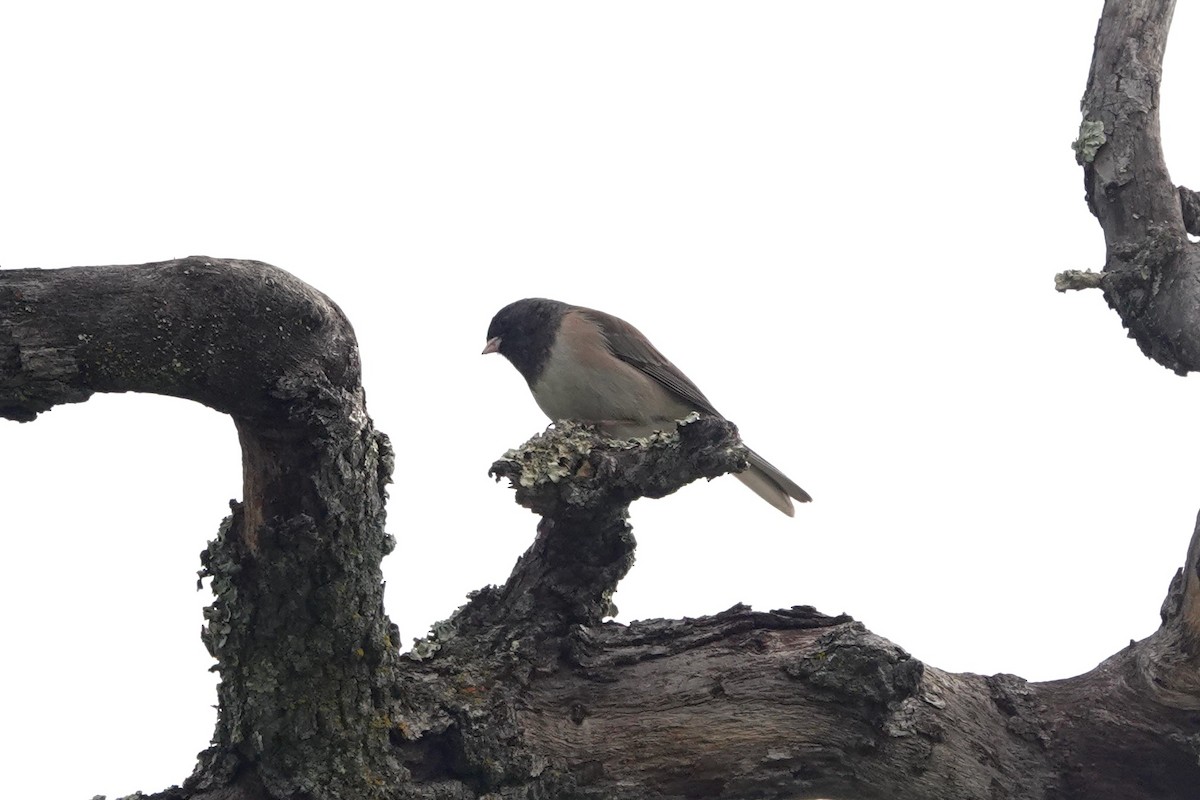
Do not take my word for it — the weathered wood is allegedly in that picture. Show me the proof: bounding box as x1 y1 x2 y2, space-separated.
1070 0 1200 719
1067 0 1200 376
2 258 402 799
5 248 1200 799
389 428 1200 800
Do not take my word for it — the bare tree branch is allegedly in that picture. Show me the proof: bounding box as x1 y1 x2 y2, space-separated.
4 238 1200 800
1055 269 1104 292
388 421 1200 799
1071 0 1200 725
1078 0 1180 240
1073 0 1200 375
2 257 402 799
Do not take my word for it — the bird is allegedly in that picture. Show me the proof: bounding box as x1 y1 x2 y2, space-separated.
483 298 811 516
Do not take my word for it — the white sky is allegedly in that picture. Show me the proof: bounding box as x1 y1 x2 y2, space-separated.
4 2 1199 797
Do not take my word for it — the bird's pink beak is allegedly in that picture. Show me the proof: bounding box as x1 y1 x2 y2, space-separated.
482 336 502 355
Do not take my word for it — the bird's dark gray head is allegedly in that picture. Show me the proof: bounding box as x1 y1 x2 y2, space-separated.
484 298 570 384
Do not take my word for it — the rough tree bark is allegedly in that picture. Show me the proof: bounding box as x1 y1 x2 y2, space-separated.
2 259 402 799
1061 0 1200 375
3 2 1200 799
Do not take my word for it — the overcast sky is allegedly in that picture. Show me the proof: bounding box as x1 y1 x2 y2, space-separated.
5 2 1200 797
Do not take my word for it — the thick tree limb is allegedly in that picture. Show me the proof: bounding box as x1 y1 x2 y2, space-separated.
1071 0 1200 742
0 257 359 422
7 256 1200 799
1078 0 1180 241
1073 0 1200 375
390 426 1200 799
475 417 747 633
2 258 402 799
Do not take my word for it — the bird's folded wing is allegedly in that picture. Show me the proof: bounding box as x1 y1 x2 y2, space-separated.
579 307 723 417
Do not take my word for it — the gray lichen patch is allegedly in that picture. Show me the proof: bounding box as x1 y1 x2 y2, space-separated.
497 421 627 489
1073 119 1107 164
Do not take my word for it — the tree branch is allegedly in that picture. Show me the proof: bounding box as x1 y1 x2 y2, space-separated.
1070 1 1200 743
1073 0 1200 375
8 255 1200 799
475 417 747 633
2 257 401 799
1079 0 1181 240
389 427 1200 799
1055 269 1104 292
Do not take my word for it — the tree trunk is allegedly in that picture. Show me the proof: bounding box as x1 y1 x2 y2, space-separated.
4 2 1200 799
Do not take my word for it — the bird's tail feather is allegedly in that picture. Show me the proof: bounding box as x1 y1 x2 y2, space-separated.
735 449 812 517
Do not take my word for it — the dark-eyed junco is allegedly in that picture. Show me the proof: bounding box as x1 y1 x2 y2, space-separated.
483 298 811 516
